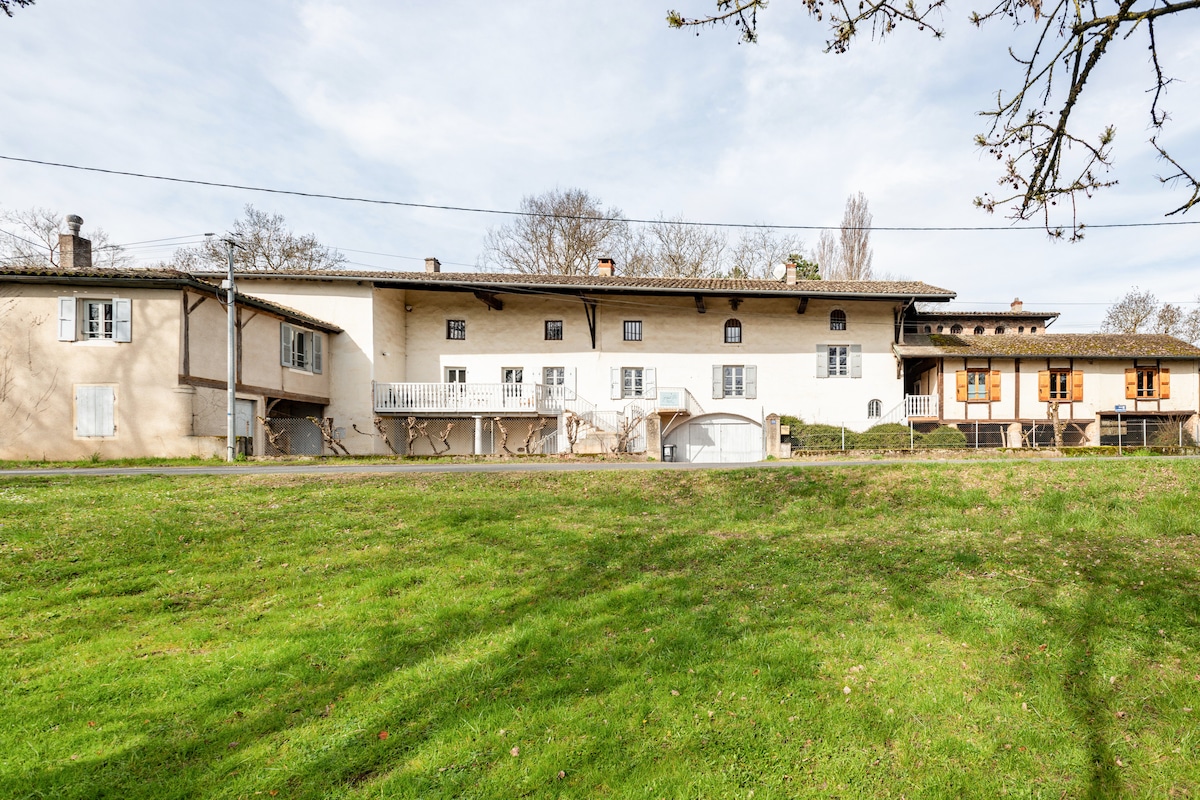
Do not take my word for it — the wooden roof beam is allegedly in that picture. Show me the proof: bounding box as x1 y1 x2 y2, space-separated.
474 291 504 311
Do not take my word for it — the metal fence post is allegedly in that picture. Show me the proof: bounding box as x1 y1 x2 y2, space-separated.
974 421 979 449
841 423 846 452
1143 418 1147 447
910 420 915 451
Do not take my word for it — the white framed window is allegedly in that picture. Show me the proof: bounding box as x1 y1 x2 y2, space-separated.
58 297 131 342
75 385 115 437
502 367 523 384
611 367 656 399
623 320 642 341
446 367 466 383
281 323 323 373
816 344 862 378
867 399 882 418
543 366 565 386
712 365 757 399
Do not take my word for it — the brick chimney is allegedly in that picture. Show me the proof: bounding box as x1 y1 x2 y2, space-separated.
424 257 441 273
785 261 798 285
597 257 615 277
1010 297 1023 313
59 214 92 270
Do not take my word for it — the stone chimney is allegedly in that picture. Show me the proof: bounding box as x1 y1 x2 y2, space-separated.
424 257 441 273
597 257 615 277
785 261 798 285
59 214 92 270
1010 297 1023 313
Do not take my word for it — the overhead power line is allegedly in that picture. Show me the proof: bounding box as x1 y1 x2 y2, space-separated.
3 154 1200 233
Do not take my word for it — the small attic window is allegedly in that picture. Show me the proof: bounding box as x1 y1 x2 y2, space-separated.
951 324 963 334
995 326 1006 334
974 326 984 335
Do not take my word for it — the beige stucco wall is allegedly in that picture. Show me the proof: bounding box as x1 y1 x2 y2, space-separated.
0 282 339 460
233 279 381 453
938 356 1200 423
402 290 907 429
0 284 190 459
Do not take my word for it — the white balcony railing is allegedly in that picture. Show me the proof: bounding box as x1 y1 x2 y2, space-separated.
905 394 938 418
655 387 704 417
373 382 558 415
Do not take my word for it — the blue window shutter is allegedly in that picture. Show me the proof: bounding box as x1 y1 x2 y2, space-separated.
113 298 132 342
58 297 76 341
850 345 862 378
745 365 758 399
312 333 323 374
816 344 829 378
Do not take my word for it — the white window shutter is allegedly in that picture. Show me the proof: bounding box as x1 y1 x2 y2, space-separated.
533 367 543 385
850 345 862 378
644 367 657 399
816 344 829 378
113 298 132 342
76 385 114 437
564 367 577 392
610 367 621 400
745 365 758 399
281 324 292 366
712 365 723 399
58 297 76 341
312 333 323 374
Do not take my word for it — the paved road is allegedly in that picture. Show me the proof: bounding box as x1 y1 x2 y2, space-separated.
0 454 1146 478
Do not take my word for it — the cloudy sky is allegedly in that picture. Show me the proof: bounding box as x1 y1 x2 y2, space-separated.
1 0 1197 331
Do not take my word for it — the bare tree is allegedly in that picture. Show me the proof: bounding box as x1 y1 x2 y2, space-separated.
837 192 873 280
668 1 1200 234
1 0 35 18
482 188 629 276
641 215 727 278
818 193 874 280
812 229 840 280
1100 288 1200 342
0 207 131 269
171 205 345 272
726 227 809 279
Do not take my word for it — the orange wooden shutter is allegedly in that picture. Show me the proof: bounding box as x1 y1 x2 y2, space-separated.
1160 368 1171 399
989 370 1001 402
1071 371 1084 402
1125 368 1137 399
1038 371 1050 402
956 371 968 402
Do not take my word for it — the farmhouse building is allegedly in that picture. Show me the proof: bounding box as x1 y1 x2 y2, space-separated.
3 220 1199 461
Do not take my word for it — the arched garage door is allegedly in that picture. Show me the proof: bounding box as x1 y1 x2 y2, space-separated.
665 414 763 464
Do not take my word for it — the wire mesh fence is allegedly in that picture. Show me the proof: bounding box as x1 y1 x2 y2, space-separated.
785 418 1197 453
262 417 327 456
374 416 559 456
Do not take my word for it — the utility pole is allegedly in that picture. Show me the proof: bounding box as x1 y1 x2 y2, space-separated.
224 238 237 463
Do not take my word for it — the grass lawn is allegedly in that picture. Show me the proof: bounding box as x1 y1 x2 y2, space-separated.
2 461 1199 798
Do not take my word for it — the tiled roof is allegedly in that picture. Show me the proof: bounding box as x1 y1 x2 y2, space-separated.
0 265 341 332
216 268 956 298
895 333 1200 359
911 310 1060 319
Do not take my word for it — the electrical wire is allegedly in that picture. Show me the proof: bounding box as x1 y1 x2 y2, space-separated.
4 154 1200 232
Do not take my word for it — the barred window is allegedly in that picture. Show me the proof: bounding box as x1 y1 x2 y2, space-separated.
624 320 642 341
447 319 466 340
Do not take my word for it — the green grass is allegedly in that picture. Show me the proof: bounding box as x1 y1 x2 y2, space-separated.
2 462 1199 798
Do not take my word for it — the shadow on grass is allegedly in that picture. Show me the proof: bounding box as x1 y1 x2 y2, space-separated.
8 467 1200 798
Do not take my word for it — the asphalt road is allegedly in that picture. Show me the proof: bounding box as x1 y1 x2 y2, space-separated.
0 453 1147 478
